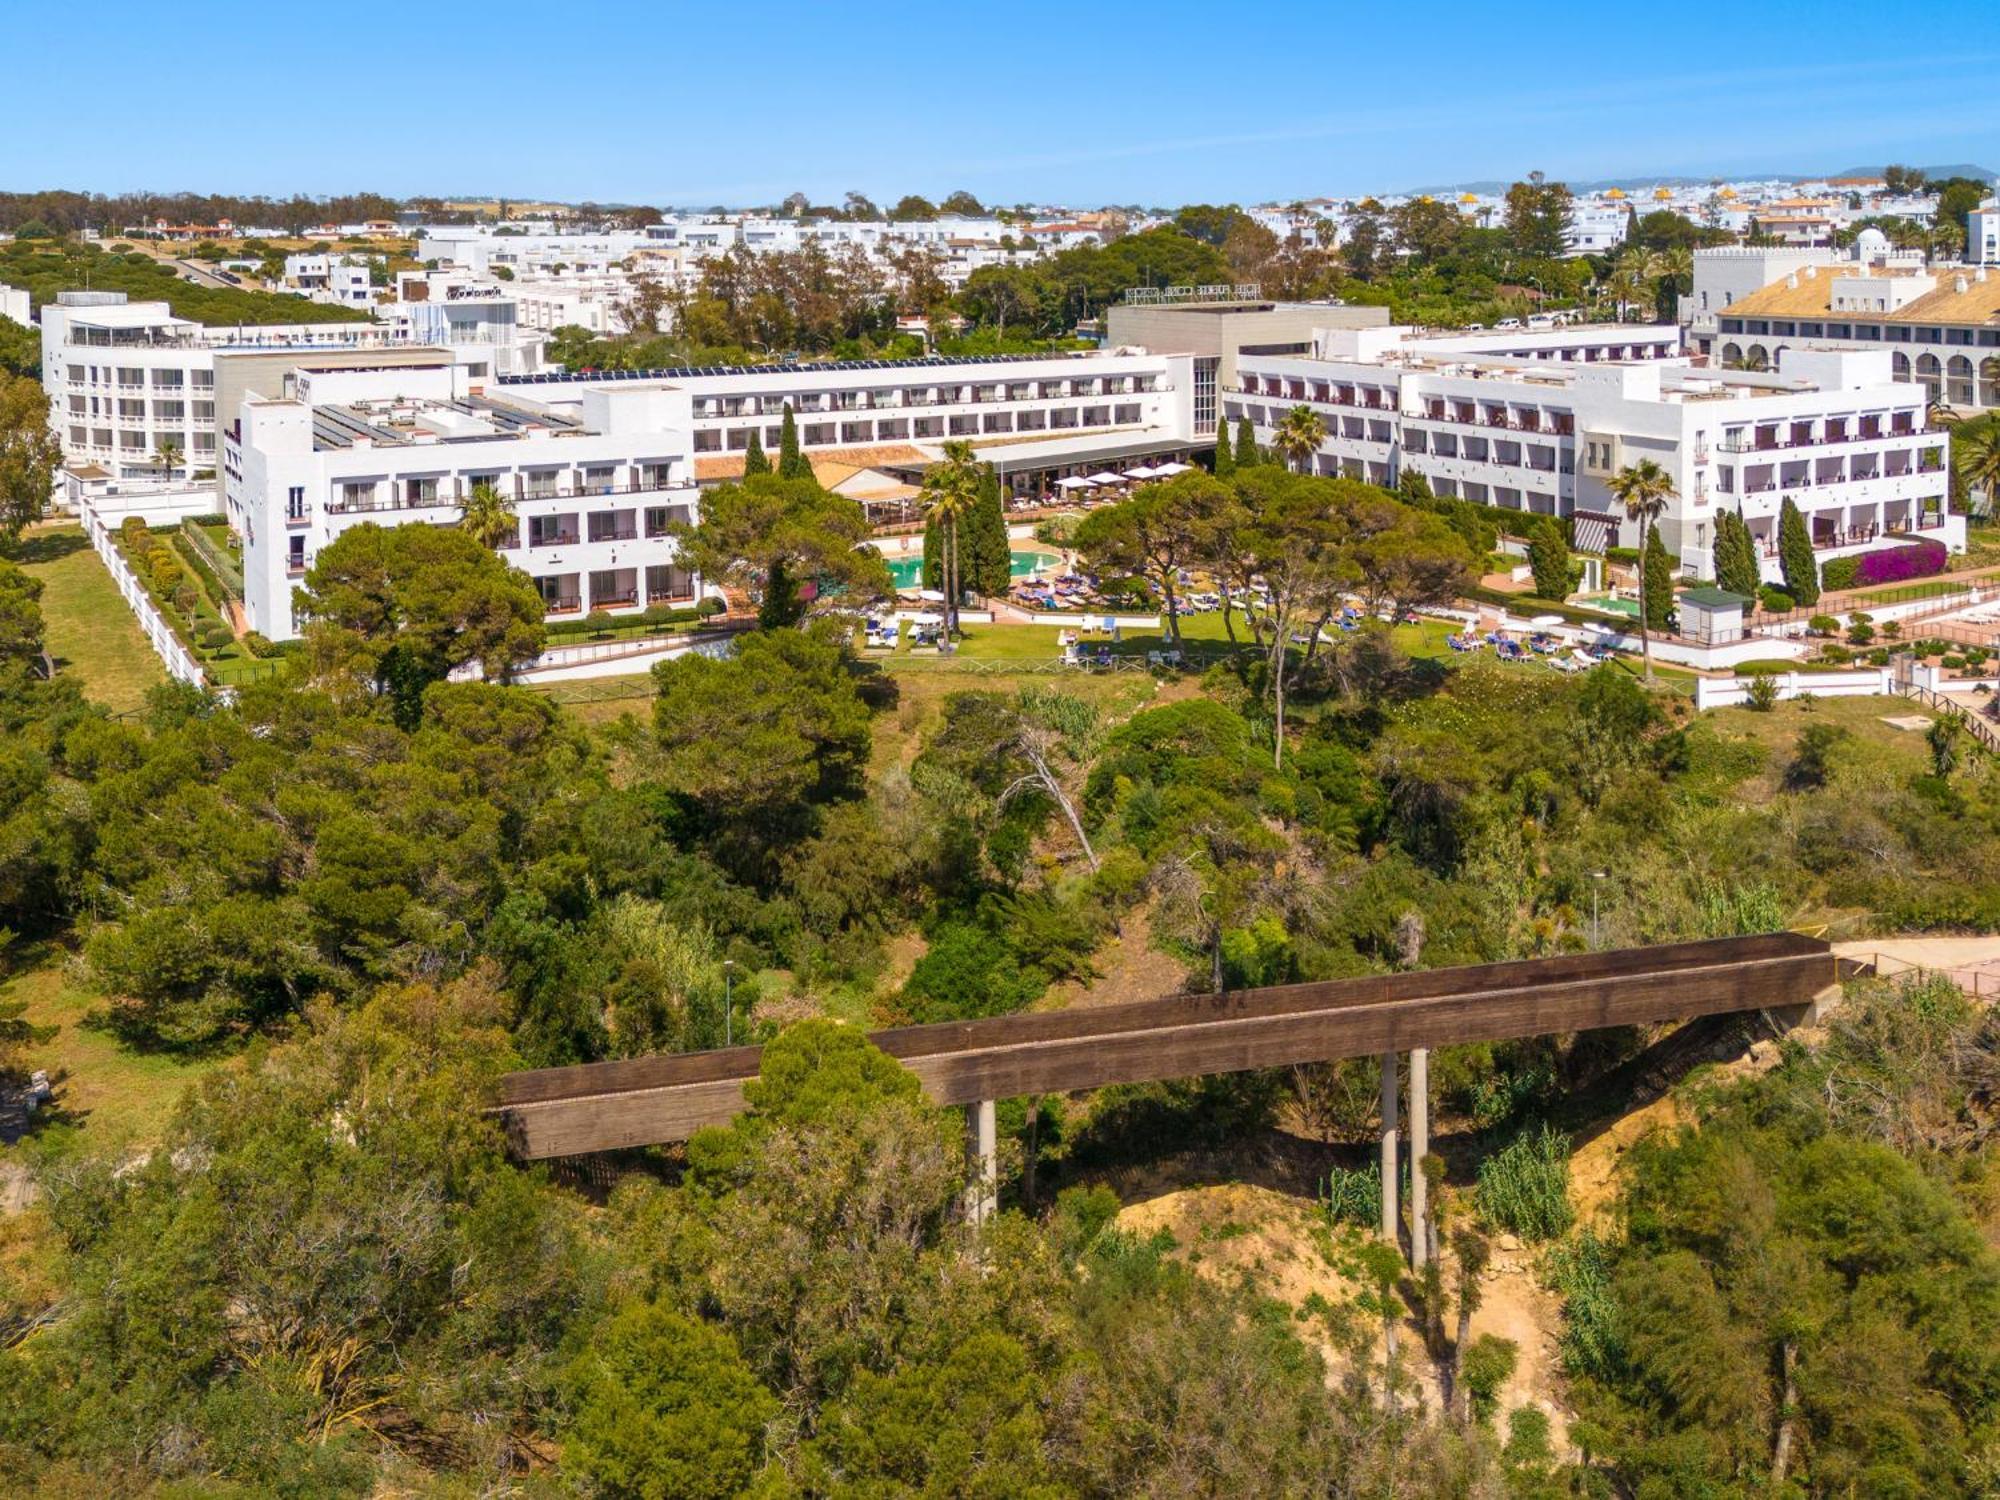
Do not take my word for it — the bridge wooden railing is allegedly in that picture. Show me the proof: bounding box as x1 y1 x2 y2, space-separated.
493 932 1835 1161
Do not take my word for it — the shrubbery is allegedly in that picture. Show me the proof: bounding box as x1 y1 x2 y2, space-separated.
1824 538 1949 591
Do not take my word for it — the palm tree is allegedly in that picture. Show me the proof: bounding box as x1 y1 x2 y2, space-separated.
1953 417 2000 520
153 436 184 479
1272 405 1327 474
458 479 520 550
1606 458 1677 683
920 440 981 649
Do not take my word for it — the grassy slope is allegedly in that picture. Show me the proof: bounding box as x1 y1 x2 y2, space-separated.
2 948 218 1152
18 524 164 714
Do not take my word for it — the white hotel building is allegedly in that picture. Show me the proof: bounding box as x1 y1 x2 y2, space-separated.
39 292 533 483
496 349 1197 497
226 361 701 641
1228 325 1957 583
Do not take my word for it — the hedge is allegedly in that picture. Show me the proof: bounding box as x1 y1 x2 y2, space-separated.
171 531 241 612
546 603 704 637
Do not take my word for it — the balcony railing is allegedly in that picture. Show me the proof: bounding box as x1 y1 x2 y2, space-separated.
590 589 639 608
1720 423 1927 454
529 533 580 549
647 588 697 605
543 596 582 614
587 527 639 544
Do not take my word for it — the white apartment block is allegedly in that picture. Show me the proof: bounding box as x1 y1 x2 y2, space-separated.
225 360 701 641
1229 326 1958 586
497 348 1197 495
1713 237 2000 411
1968 201 2000 266
0 282 28 326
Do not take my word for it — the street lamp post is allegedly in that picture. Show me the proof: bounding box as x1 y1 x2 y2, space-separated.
723 959 736 1048
1589 870 1609 949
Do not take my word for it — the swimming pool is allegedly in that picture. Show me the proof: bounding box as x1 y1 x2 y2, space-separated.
1578 593 1640 619
887 549 1057 590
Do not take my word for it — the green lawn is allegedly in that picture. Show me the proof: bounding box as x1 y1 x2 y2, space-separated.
17 524 165 714
1848 584 1976 612
876 611 1463 667
1 948 220 1152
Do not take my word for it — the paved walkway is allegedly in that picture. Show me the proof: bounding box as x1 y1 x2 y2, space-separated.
1835 935 2000 999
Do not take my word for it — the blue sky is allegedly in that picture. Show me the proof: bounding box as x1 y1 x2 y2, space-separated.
13 0 2000 206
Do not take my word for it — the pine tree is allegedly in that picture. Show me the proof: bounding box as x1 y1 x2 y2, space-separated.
1235 416 1259 469
742 427 769 478
778 404 810 481
1528 517 1571 601
1777 496 1819 607
1214 416 1235 477
1643 522 1675 631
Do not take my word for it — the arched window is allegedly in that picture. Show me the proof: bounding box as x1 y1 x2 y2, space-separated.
1948 355 1975 405
1980 355 2000 407
1720 342 1743 365
1915 353 1942 401
1745 343 1769 371
1892 351 1911 377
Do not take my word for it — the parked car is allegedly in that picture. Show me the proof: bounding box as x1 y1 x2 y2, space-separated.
1495 317 1523 331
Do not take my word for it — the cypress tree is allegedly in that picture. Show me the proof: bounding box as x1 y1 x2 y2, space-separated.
1214 416 1235 476
967 464 1011 595
921 512 943 591
1643 522 1675 631
1714 508 1760 599
742 427 769 477
1235 415 1259 469
1528 517 1571 602
1777 496 1819 607
778 404 810 480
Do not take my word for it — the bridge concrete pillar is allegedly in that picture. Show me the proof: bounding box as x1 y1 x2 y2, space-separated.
965 1098 998 1226
1379 1051 1399 1249
1409 1047 1430 1270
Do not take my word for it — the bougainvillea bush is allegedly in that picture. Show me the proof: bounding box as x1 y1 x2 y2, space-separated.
1830 539 1949 589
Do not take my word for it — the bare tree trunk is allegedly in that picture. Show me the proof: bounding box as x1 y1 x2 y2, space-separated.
1041 765 1099 871
1161 570 1182 647
947 515 961 646
1771 1338 1799 1487
1271 633 1289 770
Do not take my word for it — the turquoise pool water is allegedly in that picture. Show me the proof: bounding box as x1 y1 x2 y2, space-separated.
888 549 1056 590
1578 593 1640 619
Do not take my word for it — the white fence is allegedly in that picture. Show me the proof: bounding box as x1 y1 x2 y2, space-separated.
1694 667 1895 710
1023 612 1162 629
82 508 208 689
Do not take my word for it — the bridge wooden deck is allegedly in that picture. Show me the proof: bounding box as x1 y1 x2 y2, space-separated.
493 933 1834 1158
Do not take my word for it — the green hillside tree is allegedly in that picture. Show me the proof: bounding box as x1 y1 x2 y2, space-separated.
1777 496 1819 607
